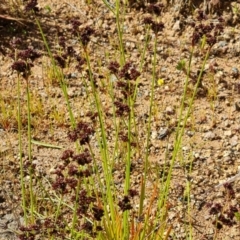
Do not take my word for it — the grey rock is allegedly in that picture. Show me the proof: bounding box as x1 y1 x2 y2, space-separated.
3 214 14 222
204 131 215 140
157 128 169 140
110 74 117 83
232 67 239 78
218 41 227 47
70 72 78 79
186 131 194 137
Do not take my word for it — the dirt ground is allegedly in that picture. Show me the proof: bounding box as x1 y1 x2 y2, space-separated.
0 0 240 239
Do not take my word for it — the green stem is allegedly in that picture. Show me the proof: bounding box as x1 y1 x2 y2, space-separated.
84 48 116 228
70 178 81 238
17 74 27 223
116 0 125 65
36 18 76 129
139 36 157 217
123 94 132 239
158 47 210 226
26 78 34 222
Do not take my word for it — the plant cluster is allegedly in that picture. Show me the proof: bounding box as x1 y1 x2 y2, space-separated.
68 121 95 145
25 0 39 13
10 37 41 78
207 183 240 230
108 61 140 101
191 10 225 48
18 121 99 238
69 18 95 47
54 37 85 70
53 17 95 70
2 0 239 239
17 119 139 239
18 218 67 240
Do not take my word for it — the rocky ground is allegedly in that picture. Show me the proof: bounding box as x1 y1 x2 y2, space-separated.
0 0 240 239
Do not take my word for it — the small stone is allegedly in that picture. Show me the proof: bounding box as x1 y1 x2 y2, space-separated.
68 89 76 97
3 213 14 221
223 156 232 162
235 100 240 111
71 72 78 79
204 150 211 158
203 213 211 220
223 150 231 157
151 131 158 140
165 106 175 115
225 100 231 106
157 128 169 140
222 33 231 41
186 131 194 137
224 130 232 137
204 131 215 140
232 67 239 78
173 20 181 31
214 71 224 83
110 74 117 83
32 160 39 165
182 146 189 151
218 92 228 100
39 92 48 98
139 35 145 41
194 152 200 158
230 136 238 147
218 41 227 47
167 144 174 151
224 120 230 127
164 85 170 91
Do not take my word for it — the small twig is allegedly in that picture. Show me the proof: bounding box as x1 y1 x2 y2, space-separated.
0 14 26 25
215 172 240 188
63 2 86 17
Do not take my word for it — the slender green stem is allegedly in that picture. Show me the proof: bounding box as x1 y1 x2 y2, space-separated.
54 195 63 222
26 78 34 222
139 26 151 71
156 47 211 235
123 94 133 239
17 74 27 222
139 36 157 218
36 18 76 129
84 48 116 228
101 0 115 13
116 0 125 65
70 178 81 238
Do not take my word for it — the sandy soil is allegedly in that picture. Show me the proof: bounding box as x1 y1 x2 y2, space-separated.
0 0 240 239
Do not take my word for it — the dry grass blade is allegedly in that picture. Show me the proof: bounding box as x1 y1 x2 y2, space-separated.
0 14 26 25
215 172 240 188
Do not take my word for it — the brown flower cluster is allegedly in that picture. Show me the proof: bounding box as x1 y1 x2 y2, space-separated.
207 183 239 229
191 10 225 48
68 121 94 145
108 61 140 117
